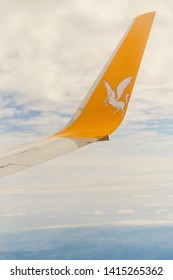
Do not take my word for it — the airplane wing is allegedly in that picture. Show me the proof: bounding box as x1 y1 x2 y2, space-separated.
0 137 96 177
0 12 155 178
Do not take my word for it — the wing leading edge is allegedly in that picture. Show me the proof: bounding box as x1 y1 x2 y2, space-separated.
0 12 155 178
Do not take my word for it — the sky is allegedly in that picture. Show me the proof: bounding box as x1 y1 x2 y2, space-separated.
0 0 173 236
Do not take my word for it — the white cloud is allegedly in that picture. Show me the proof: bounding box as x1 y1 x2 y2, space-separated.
0 212 26 217
11 219 173 232
134 195 152 198
0 0 172 103
117 209 135 214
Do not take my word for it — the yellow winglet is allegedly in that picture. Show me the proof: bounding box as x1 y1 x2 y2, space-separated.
52 12 155 139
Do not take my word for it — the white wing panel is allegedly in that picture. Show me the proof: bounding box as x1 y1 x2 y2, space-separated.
0 137 96 178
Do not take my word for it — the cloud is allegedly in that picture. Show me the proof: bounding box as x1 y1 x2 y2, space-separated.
117 209 135 214
15 219 173 232
134 195 152 198
93 210 107 215
0 212 26 217
0 1 172 103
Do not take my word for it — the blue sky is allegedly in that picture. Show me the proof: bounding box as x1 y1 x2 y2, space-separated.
0 0 173 241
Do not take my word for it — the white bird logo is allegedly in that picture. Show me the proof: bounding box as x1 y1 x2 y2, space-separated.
104 76 133 116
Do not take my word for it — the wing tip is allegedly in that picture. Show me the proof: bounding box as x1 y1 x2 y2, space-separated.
135 11 156 20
